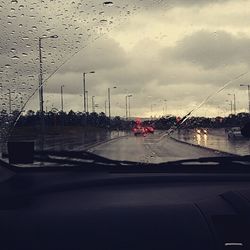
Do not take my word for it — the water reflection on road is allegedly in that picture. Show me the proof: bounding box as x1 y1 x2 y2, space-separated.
174 128 250 156
1 128 128 152
41 129 128 151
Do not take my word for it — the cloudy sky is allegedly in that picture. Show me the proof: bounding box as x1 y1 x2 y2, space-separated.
2 0 250 118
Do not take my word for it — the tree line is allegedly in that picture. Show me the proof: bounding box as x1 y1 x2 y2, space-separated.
1 109 250 131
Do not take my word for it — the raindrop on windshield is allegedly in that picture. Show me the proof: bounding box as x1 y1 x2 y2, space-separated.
103 1 114 7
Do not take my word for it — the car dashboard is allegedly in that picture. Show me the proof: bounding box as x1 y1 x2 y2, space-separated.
1 163 250 250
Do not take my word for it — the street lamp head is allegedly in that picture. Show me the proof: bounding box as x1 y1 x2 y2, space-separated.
113 86 117 89
128 94 133 97
89 71 95 74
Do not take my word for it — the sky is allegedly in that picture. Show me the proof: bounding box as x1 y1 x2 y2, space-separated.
1 0 250 118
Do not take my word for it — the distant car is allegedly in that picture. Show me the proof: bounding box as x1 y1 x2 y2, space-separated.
195 128 208 135
132 127 146 136
145 126 154 134
227 127 242 139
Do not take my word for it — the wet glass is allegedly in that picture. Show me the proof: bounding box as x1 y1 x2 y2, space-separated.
1 0 250 165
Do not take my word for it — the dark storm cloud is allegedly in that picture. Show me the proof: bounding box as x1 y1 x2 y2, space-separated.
58 38 129 73
163 30 250 69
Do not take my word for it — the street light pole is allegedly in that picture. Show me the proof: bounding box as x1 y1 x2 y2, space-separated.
61 85 64 112
38 35 58 151
82 71 95 113
92 96 95 113
228 93 236 114
108 86 117 119
226 100 233 114
38 35 58 115
38 37 43 115
126 94 132 120
240 84 250 113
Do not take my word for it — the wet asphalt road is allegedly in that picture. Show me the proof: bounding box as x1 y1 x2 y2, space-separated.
89 131 225 163
173 128 250 156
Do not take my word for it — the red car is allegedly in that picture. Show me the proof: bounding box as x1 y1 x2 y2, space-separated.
145 126 154 134
132 127 146 136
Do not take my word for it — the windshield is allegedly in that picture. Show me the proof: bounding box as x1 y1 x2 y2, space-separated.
1 0 250 166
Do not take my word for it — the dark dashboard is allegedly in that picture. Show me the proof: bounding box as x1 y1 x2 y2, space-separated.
1 163 250 250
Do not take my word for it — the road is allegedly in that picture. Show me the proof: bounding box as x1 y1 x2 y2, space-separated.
89 132 225 163
173 128 250 156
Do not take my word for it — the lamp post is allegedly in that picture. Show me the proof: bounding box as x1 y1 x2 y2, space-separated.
240 84 250 113
38 35 58 151
125 94 132 120
228 93 236 114
60 85 64 112
226 100 233 114
92 96 95 113
83 71 95 113
108 86 117 119
38 35 58 115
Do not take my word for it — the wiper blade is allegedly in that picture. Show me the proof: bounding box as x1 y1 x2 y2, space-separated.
34 150 139 168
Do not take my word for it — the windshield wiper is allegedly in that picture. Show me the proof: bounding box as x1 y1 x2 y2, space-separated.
2 150 250 173
33 150 139 168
